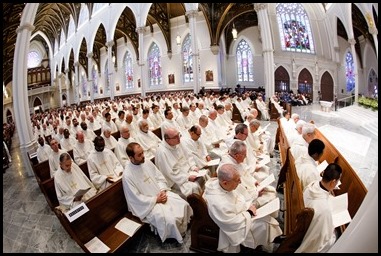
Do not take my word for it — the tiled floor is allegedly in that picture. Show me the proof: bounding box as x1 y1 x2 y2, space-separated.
3 103 377 253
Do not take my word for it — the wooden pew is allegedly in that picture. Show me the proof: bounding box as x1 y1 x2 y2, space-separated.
231 103 244 123
269 102 281 121
187 193 219 253
40 177 59 210
152 127 162 140
111 130 121 141
93 128 102 137
78 162 90 179
275 149 314 253
32 159 51 183
54 180 146 253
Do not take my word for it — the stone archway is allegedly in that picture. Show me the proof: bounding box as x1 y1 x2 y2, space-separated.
320 71 334 101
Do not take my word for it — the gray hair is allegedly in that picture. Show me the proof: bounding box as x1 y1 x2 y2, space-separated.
218 163 238 182
302 123 316 135
228 140 246 155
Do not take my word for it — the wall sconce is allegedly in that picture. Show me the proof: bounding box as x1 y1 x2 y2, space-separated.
232 23 238 40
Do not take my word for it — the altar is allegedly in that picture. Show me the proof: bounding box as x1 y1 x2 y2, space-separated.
319 100 333 112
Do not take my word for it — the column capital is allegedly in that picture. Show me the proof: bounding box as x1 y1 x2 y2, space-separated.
65 68 70 73
87 52 93 58
74 62 79 67
369 26 378 35
106 40 114 47
185 10 198 19
16 23 35 33
254 3 268 12
348 38 356 45
136 26 145 34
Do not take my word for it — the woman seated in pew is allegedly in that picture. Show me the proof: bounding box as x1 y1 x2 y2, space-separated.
54 152 97 212
295 163 342 253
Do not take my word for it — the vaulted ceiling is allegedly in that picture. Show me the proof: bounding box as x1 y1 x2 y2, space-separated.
2 3 377 86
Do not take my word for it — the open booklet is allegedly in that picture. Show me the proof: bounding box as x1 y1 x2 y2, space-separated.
329 193 352 227
258 123 271 135
108 175 123 183
74 187 91 198
256 173 275 192
206 158 220 167
189 169 209 178
253 197 280 220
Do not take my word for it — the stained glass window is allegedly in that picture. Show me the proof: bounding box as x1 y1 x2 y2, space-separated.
368 69 378 98
124 51 134 89
27 51 41 68
92 65 98 97
148 43 162 86
236 39 254 82
81 71 87 99
276 3 315 54
182 34 193 83
345 51 355 92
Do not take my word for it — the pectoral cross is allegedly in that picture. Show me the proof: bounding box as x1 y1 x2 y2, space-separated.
70 181 78 190
143 175 151 184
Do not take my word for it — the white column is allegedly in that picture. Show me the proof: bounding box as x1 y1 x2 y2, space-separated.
74 61 80 105
87 52 94 103
348 38 359 103
13 22 36 177
64 68 70 106
186 10 200 94
136 26 146 97
106 40 115 100
58 73 63 107
254 3 275 100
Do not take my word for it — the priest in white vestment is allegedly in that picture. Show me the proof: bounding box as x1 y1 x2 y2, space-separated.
135 120 161 161
36 136 52 163
295 139 325 191
203 163 283 253
48 139 68 178
198 115 228 158
73 131 94 165
218 140 277 207
295 163 342 253
101 126 118 151
54 152 97 211
155 128 204 199
290 122 316 162
87 136 124 191
122 142 193 244
161 108 182 139
114 125 136 168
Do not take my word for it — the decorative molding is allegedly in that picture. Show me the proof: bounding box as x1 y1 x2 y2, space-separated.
254 3 267 12
186 10 198 19
348 38 356 45
136 27 145 34
210 45 219 55
87 52 93 58
106 41 114 47
16 23 35 33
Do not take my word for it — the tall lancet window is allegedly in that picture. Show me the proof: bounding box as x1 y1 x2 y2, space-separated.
124 50 134 89
276 3 315 54
345 51 355 92
148 43 162 86
182 34 193 83
236 39 254 82
92 65 98 97
81 71 87 99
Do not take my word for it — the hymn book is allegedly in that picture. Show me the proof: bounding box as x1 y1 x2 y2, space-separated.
189 169 209 178
74 187 91 198
329 193 352 227
256 173 275 192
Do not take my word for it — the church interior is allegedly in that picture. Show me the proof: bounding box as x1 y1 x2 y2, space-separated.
3 3 378 253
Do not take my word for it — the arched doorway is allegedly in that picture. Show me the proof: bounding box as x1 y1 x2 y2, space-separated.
320 71 334 101
62 94 67 107
33 97 43 114
368 69 378 98
6 109 13 123
298 68 313 101
274 66 290 93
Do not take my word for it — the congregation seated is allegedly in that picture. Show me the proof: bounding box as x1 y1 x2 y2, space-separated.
48 139 67 178
122 142 193 245
101 126 118 152
36 136 52 163
134 119 161 161
114 125 136 168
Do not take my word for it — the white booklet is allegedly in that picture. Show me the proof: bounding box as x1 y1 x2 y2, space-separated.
74 187 91 198
256 173 275 192
109 175 123 183
189 169 209 178
316 160 329 174
329 193 352 227
253 197 280 220
115 217 142 237
257 155 270 166
85 236 110 253
206 158 220 167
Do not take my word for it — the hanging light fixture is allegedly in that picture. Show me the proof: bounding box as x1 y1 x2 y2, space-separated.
176 16 181 46
232 22 238 40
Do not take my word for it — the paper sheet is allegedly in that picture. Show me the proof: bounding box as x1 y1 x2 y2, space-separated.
206 158 220 166
85 236 110 253
74 187 91 198
253 197 280 220
256 173 275 191
189 169 209 177
329 193 352 227
115 217 142 237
